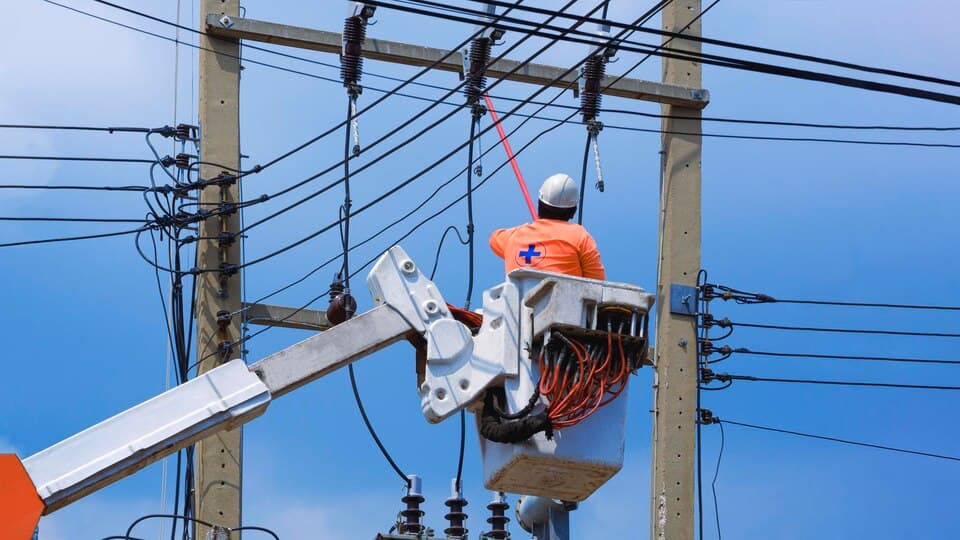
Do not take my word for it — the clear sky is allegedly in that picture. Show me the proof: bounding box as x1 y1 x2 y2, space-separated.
2 1 958 539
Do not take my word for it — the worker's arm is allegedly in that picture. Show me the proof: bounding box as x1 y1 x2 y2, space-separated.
489 228 510 258
579 231 606 280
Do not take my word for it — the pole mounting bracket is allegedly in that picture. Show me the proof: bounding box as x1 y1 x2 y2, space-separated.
669 283 698 316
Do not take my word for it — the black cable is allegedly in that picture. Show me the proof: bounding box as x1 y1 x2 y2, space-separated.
712 421 724 540
721 419 960 463
51 1 958 154
577 132 591 225
0 155 154 163
773 298 960 311
704 283 960 310
57 0 526 178
731 347 960 366
372 0 960 105
0 225 151 248
0 124 153 132
56 0 960 136
464 118 477 310
0 184 149 191
722 373 960 391
726 320 960 338
348 364 411 487
429 225 469 280
0 216 147 223
460 0 960 89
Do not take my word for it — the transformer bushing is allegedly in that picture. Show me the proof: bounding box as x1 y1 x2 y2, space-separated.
483 492 510 539
398 475 426 535
444 479 468 538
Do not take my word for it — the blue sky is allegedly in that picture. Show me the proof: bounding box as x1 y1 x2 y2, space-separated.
2 1 958 538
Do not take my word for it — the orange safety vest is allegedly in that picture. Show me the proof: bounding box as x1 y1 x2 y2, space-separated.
489 218 606 280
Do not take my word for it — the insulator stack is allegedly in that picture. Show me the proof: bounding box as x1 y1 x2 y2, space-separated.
398 475 426 535
444 479 469 538
174 153 191 169
483 492 511 539
580 55 606 123
340 15 367 90
464 37 493 106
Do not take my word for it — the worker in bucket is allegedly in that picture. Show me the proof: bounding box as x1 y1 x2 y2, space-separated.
489 173 605 280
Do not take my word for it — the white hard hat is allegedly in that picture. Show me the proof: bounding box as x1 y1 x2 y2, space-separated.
538 173 579 209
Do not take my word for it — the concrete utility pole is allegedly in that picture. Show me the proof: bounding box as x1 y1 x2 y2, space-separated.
195 0 243 536
651 1 703 539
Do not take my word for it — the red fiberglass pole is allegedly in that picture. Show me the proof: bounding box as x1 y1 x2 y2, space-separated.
482 93 538 220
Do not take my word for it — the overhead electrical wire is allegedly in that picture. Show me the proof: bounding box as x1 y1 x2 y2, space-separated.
725 347 960 366
370 0 960 105
702 283 960 310
0 183 149 191
0 124 154 132
80 0 538 174
708 373 960 391
721 319 960 338
0 155 155 163
0 225 152 248
456 0 960 89
44 0 960 152
720 419 960 463
0 216 147 223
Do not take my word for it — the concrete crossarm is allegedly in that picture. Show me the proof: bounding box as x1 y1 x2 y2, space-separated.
204 14 709 108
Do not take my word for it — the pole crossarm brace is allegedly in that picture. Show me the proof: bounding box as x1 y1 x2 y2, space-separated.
205 14 709 108
243 303 331 331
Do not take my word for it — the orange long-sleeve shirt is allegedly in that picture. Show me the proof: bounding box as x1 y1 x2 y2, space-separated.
489 218 606 280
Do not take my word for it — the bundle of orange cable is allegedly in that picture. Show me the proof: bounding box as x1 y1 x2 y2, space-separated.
538 331 632 430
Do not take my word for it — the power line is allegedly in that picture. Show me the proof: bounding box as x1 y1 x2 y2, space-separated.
0 184 150 192
49 0 960 149
720 419 960 463
703 283 960 310
0 225 151 248
709 372 960 391
81 0 535 174
0 124 153 133
455 0 960 89
0 216 147 223
723 319 960 338
0 155 155 163
371 0 960 105
728 347 960 366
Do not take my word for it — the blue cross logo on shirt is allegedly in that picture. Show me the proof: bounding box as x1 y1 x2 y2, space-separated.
519 244 542 264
